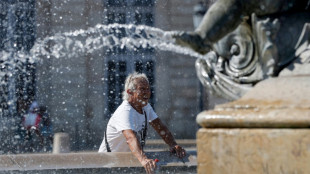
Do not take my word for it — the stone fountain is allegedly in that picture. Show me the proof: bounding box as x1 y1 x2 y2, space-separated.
175 0 310 173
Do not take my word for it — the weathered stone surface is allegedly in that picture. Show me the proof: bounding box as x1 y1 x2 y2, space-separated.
196 75 310 173
197 76 310 128
197 128 310 174
0 151 196 173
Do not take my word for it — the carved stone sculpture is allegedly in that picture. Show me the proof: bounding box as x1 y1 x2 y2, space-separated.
181 1 310 173
175 0 310 99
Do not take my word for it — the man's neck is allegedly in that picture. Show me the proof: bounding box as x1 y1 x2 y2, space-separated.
128 101 143 114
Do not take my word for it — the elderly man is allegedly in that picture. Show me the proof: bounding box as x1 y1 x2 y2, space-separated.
99 72 186 174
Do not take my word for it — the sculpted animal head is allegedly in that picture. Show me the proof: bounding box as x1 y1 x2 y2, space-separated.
191 13 310 100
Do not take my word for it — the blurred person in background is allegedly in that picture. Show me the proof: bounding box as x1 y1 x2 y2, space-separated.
39 106 53 152
22 101 44 152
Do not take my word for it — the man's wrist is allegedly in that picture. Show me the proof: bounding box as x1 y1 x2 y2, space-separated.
138 154 148 163
140 156 151 166
169 144 178 149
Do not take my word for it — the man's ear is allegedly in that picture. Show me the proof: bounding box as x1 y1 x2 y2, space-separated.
127 89 133 95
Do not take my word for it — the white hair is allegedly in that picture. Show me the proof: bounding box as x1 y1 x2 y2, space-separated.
122 72 149 101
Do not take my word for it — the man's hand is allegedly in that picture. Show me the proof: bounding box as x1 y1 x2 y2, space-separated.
170 145 186 158
150 118 187 159
141 158 157 174
123 129 157 174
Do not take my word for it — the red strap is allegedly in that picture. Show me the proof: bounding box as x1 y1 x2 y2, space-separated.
34 114 41 128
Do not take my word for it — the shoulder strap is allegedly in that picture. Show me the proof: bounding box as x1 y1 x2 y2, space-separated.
105 112 148 152
141 111 148 150
105 127 111 152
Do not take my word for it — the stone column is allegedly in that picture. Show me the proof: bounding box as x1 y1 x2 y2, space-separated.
53 133 70 154
196 75 310 174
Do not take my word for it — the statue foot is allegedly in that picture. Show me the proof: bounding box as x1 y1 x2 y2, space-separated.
173 31 211 55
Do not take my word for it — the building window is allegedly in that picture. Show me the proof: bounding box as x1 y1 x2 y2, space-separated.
8 1 36 52
134 12 142 25
107 0 127 6
133 0 154 7
0 7 7 50
104 0 154 26
107 12 126 24
103 0 155 118
0 1 36 117
106 60 127 115
145 13 153 26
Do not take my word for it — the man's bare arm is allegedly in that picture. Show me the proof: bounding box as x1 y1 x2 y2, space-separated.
150 118 186 158
122 129 156 174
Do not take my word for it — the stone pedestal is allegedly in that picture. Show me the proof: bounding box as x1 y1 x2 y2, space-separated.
53 133 70 154
196 75 310 174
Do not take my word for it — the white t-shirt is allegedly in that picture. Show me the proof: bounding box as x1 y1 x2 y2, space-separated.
98 100 158 152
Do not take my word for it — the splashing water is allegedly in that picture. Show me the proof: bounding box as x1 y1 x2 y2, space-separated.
0 23 204 120
1 23 204 107
1 24 204 81
31 23 203 59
